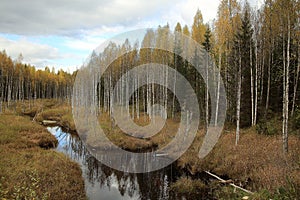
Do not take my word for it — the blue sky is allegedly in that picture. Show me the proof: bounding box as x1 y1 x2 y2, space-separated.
0 0 261 72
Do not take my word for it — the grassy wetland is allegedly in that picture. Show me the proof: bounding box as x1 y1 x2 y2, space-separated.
1 0 300 198
0 101 86 200
1 99 297 199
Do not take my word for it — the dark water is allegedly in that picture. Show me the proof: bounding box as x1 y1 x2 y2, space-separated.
47 126 180 200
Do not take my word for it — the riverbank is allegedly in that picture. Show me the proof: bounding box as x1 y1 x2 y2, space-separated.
0 112 86 199
175 127 300 199
18 99 300 199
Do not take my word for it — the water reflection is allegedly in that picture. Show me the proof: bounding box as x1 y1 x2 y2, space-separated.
47 127 176 200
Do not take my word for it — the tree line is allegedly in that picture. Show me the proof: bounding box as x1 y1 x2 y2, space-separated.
1 0 299 152
77 0 299 152
0 51 74 112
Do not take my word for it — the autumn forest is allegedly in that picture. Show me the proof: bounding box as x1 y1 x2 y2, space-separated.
0 0 300 199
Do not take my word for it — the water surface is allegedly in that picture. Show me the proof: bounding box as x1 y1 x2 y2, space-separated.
47 126 178 200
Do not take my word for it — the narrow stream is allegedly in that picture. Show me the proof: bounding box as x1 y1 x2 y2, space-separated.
47 126 180 200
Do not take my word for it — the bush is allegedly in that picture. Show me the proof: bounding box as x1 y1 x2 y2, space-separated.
291 108 300 131
256 117 280 135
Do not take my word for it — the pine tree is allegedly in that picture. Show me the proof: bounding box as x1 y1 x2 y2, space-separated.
173 22 183 117
202 25 212 130
236 4 254 127
202 25 212 52
232 3 254 143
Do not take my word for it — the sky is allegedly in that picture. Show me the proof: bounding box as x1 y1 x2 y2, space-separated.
0 0 262 72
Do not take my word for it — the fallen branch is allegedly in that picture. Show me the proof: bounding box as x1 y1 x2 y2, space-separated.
205 171 254 195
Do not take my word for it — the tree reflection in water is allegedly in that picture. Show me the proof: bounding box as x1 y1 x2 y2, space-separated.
48 126 177 200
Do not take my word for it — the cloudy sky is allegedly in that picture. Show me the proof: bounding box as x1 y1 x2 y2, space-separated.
0 0 261 72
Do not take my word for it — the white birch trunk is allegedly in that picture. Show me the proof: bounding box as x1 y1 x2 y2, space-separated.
236 46 242 145
215 48 221 127
7 79 11 107
250 42 254 126
254 41 258 125
205 51 209 131
260 46 264 105
146 54 150 119
152 75 155 120
282 32 286 152
136 69 140 119
291 40 300 117
283 18 290 153
165 59 168 119
172 55 177 119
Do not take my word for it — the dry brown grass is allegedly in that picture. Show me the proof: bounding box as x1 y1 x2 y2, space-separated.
94 112 179 151
11 100 300 198
177 126 300 197
0 113 57 149
0 114 86 200
15 99 76 132
170 177 208 199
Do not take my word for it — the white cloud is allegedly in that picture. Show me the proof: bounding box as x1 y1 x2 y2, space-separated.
0 0 231 72
0 0 181 36
0 36 80 71
64 26 127 51
64 36 105 52
0 37 60 63
161 0 219 29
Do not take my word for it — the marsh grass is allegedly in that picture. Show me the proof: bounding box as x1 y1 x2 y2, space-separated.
176 126 300 199
8 99 300 199
0 113 86 200
170 177 209 199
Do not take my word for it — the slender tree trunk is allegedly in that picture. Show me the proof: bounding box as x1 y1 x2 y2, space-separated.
215 48 221 126
109 70 113 116
34 82 37 104
18 76 21 101
143 85 146 119
283 18 290 153
205 51 209 131
282 32 287 152
165 58 168 119
254 41 258 125
0 75 3 113
152 78 155 120
98 74 101 114
172 55 177 119
0 77 2 113
147 67 150 118
260 45 265 106
265 42 272 118
28 81 31 109
104 77 107 112
7 76 11 107
291 40 300 116
136 70 140 119
236 45 242 145
250 42 254 125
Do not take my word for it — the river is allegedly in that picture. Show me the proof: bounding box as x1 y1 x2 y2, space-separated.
47 126 184 200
